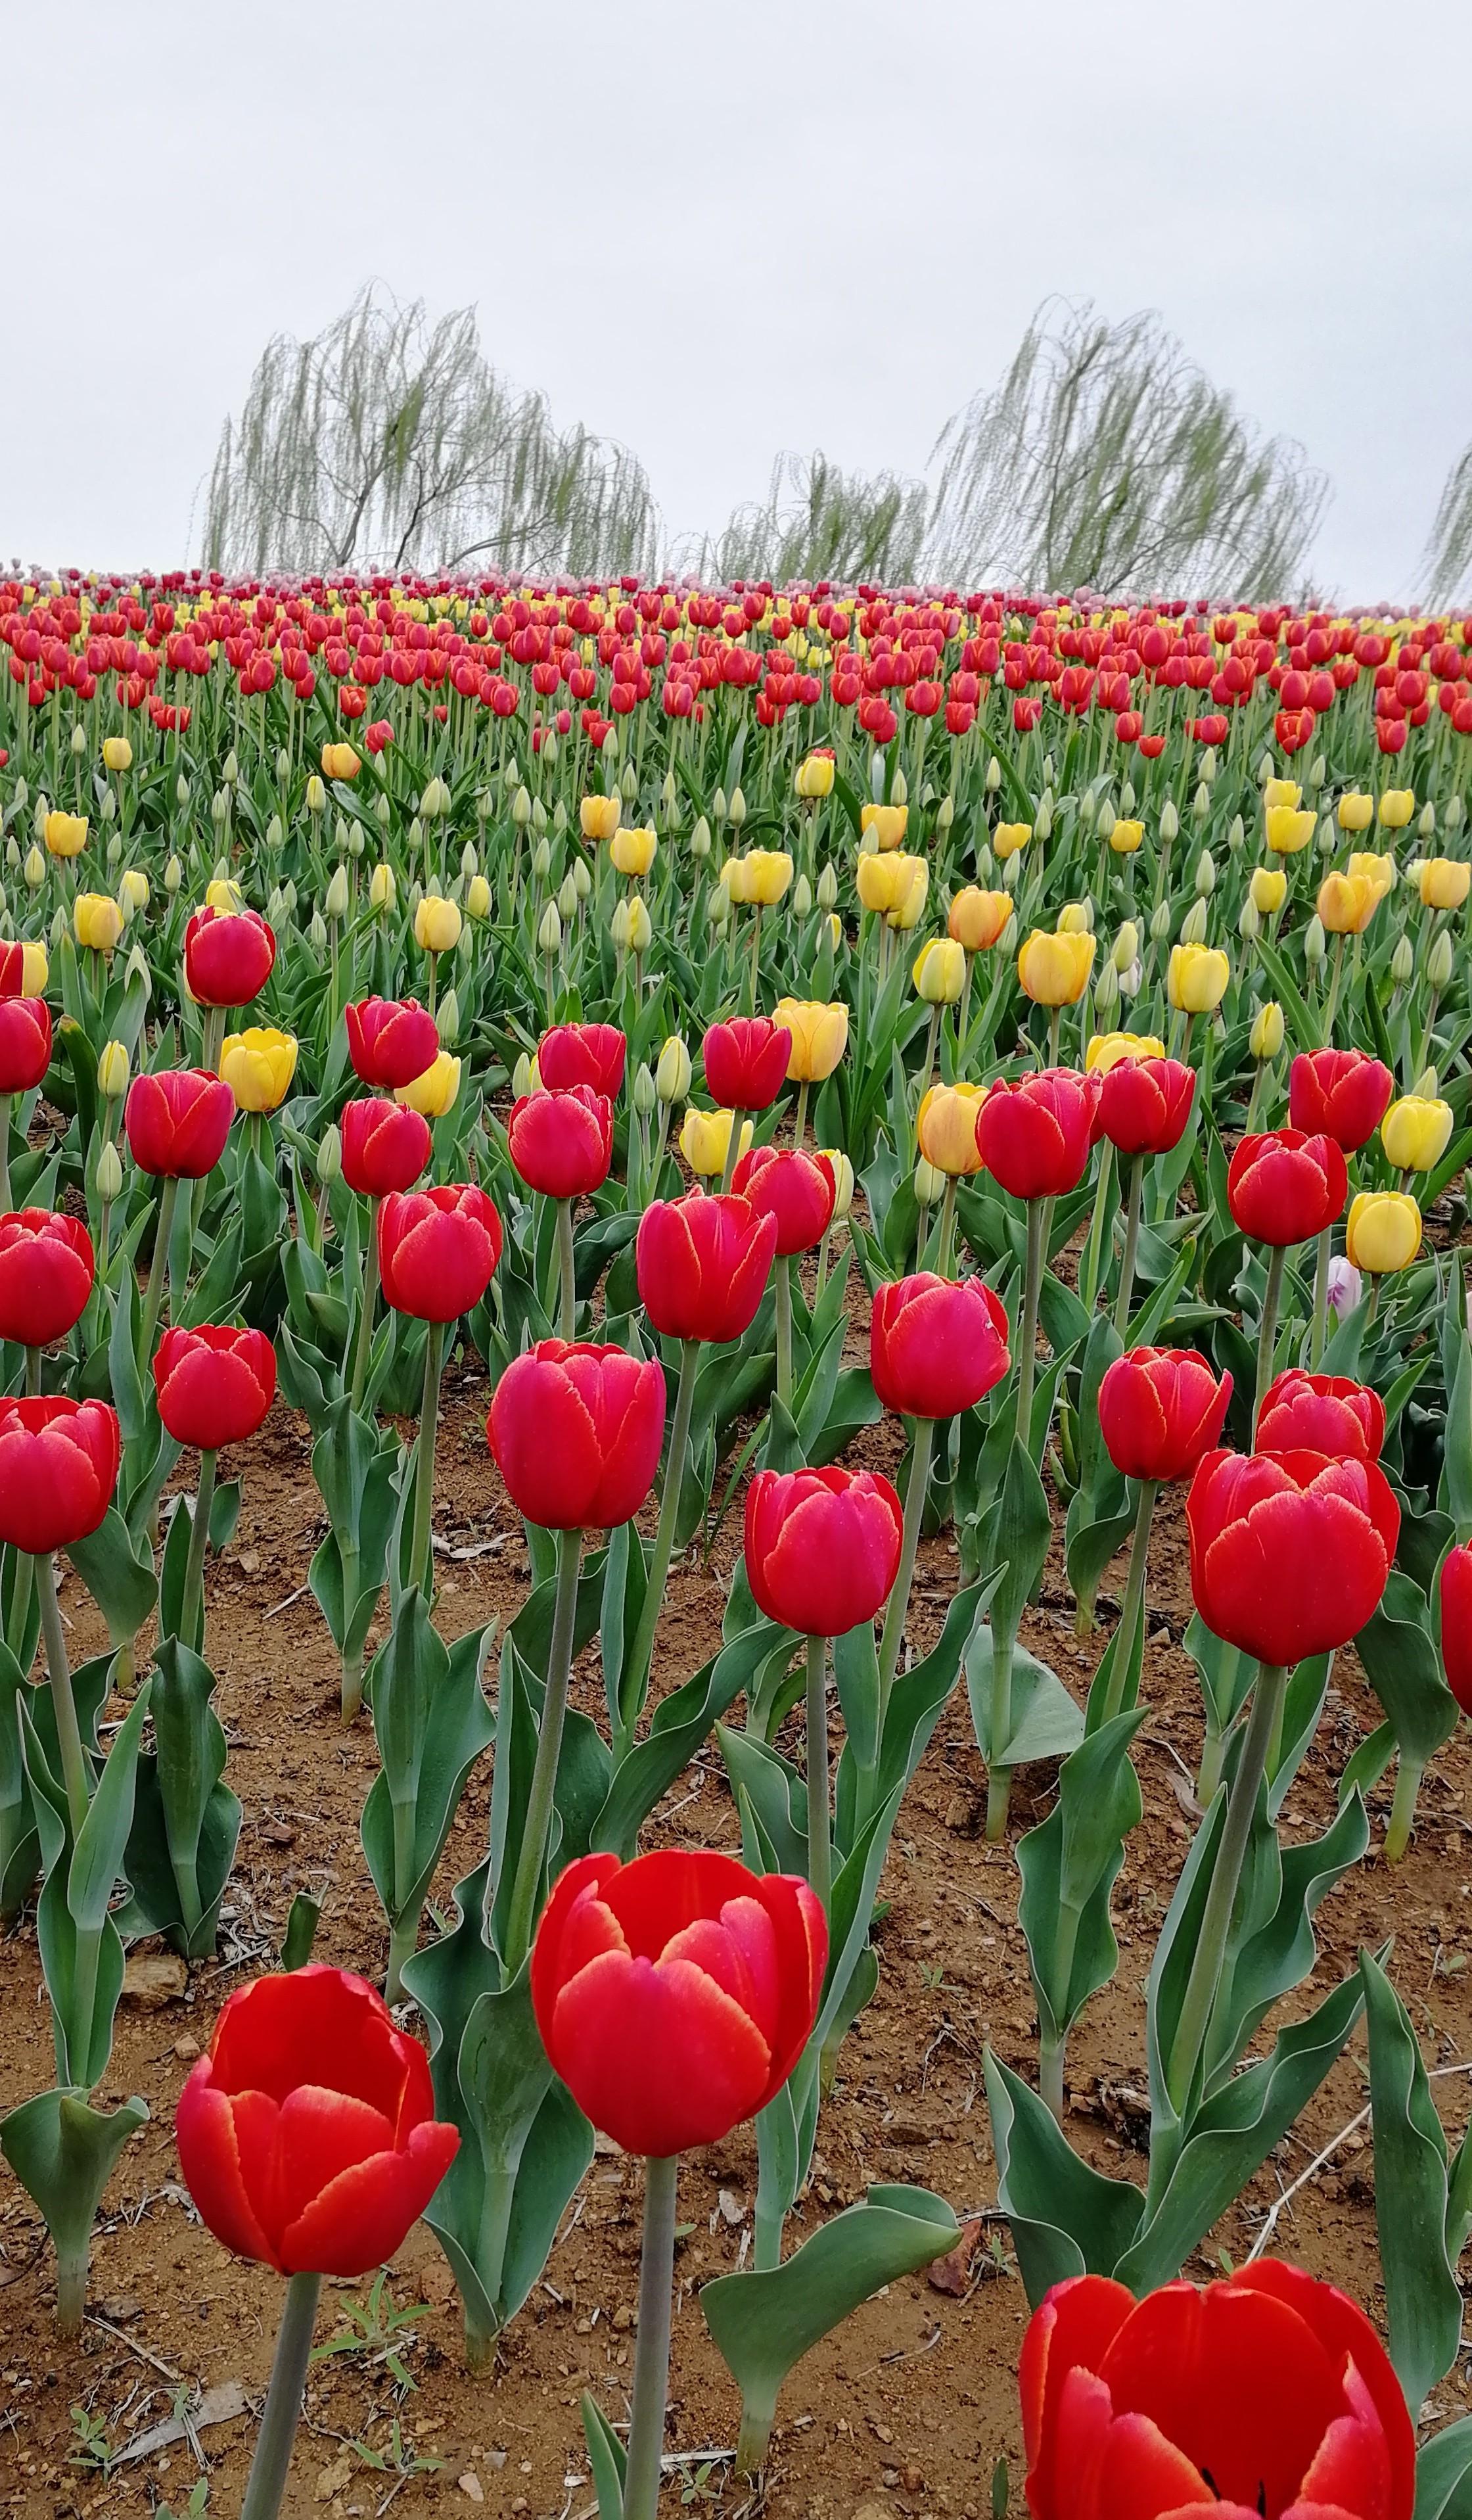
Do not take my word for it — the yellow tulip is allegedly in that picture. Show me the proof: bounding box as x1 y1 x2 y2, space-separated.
655 1036 693 1103
102 736 133 774
1265 805 1316 855
465 873 492 920
206 877 245 914
1418 857 1471 910
369 862 396 911
96 1038 131 1099
21 942 48 995
1264 779 1302 811
1316 871 1379 936
1381 1093 1452 1172
994 821 1032 860
888 859 929 931
860 802 909 851
321 741 361 782
1337 792 1375 833
610 825 656 877
304 774 327 814
220 1025 298 1113
917 1081 986 1177
948 886 1011 951
1345 1190 1423 1274
731 848 793 906
1085 1029 1165 1075
1378 789 1415 829
794 752 835 800
580 793 622 842
1109 818 1144 855
1018 927 1095 1006
415 893 463 954
1250 1002 1285 1061
1167 943 1230 1013
912 936 966 1004
396 1050 461 1118
1057 900 1093 935
74 893 124 953
1249 866 1287 915
44 810 88 858
679 1106 752 1177
773 997 848 1083
821 1148 856 1219
118 868 149 913
1347 851 1395 900
856 851 916 917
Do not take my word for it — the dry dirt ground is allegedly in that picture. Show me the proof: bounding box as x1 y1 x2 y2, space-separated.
3 1332 1471 2520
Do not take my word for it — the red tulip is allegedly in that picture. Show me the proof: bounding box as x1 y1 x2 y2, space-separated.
1256 1368 1385 1462
1020 2261 1414 2520
0 1394 120 1552
530 1848 826 2157
340 1097 431 1197
507 1085 613 1200
538 1021 626 1100
871 1273 1011 1420
977 1068 1099 1200
0 996 52 1094
1186 1447 1398 1664
1097 1056 1195 1157
1289 1048 1395 1154
125 1068 235 1178
745 1465 903 1635
702 1015 793 1111
1227 1130 1347 1247
378 1183 503 1321
636 1189 776 1343
346 996 440 1090
731 1144 835 1255
1097 1347 1231 1483
154 1323 276 1449
183 905 276 1008
0 941 24 998
488 1339 664 1529
175 1965 459 2277
0 1208 95 1345
1439 1539 1472 1715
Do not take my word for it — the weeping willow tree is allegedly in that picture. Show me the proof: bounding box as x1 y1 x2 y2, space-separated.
703 450 931 586
203 285 659 579
926 300 1327 597
1421 446 1472 607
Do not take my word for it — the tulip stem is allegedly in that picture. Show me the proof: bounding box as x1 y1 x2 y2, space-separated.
239 2268 323 2520
408 1320 445 1600
623 1342 699 1752
1166 1659 1287 2112
718 1123 742 1196
775 1257 794 1409
873 1416 933 1774
348 1198 380 1412
1252 1244 1287 1441
793 1081 808 1147
1385 1752 1423 1863
1308 1225 1332 1370
1097 1479 1157 1727
805 1633 831 1911
1015 1198 1046 1452
179 1449 217 1659
556 1197 576 1339
24 1344 41 1398
139 1172 180 1366
746 905 762 1012
1113 1154 1145 1334
623 2153 680 2520
1080 1140 1115 1315
36 1551 89 1839
936 1175 958 1276
503 1526 584 1976
0 1093 11 1211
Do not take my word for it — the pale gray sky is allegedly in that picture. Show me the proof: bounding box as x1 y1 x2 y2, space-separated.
7 0 1470 602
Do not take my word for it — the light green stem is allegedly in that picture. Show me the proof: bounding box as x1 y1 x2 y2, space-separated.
503 1528 584 1974
1252 1243 1287 1440
0 1092 11 1210
239 2270 323 2520
1039 1902 1085 2122
1308 1225 1331 1370
775 1256 794 1408
179 1449 217 1658
408 1320 445 1598
1015 1196 1046 1451
1166 1660 1288 2111
37 1552 89 1837
1113 1153 1145 1333
873 1417 933 1779
1098 1480 1157 1726
805 1632 831 1912
348 1202 380 1412
622 2153 680 2520
139 1171 180 1365
622 1342 699 1751
1080 1139 1115 1314
556 1196 576 1338
1384 1752 1423 1863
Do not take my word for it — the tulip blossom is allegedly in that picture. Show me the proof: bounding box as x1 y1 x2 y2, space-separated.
745 1466 903 1639
507 1083 613 1200
1187 1448 1397 1669
0 996 53 1097
1019 2262 1414 2520
1382 1092 1453 1174
1288 1047 1394 1154
1095 1054 1195 1157
346 996 439 1089
0 1393 120 1557
340 1098 430 1198
1098 1348 1231 1485
378 1183 503 1323
702 1015 793 1113
488 1339 664 1533
219 1026 298 1114
635 1190 775 1345
1254 1368 1385 1461
731 1144 836 1257
0 1208 95 1347
184 904 276 1008
538 1020 627 1100
154 1324 276 1451
772 996 849 1084
1346 1190 1423 1276
125 1068 235 1180
1440 1540 1472 1715
977 1067 1098 1202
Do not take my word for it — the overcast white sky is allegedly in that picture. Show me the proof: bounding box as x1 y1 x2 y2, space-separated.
7 1 1470 602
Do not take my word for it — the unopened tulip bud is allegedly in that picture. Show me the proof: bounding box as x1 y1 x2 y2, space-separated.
97 1038 130 1099
370 862 396 911
512 1051 538 1098
503 757 520 791
656 1036 692 1104
266 887 287 925
375 792 391 826
1412 1065 1440 1102
1095 803 1116 845
1179 898 1208 945
164 854 182 895
1429 930 1455 989
1077 797 1095 837
1448 795 1466 831
1093 959 1120 1017
712 787 727 824
5 839 18 872
793 873 812 917
99 787 116 825
24 941 50 994
857 823 879 857
461 841 478 878
633 1062 656 1117
302 774 325 815
1390 934 1414 985
538 900 563 956
69 724 87 758
621 761 639 803
708 881 731 929
936 795 954 831
95 1139 124 1203
914 1155 944 1206
1419 801 1437 837
1193 782 1210 819
434 988 460 1048
1227 814 1244 853
512 785 532 828
1307 754 1325 789
324 865 350 922
1112 920 1139 972
308 910 329 949
691 815 711 860
1159 799 1179 844
282 880 297 914
823 1148 855 1220
1119 781 1136 814
1195 850 1216 897
11 779 24 812
1239 897 1262 942
49 905 66 948
420 776 451 818
275 748 292 783
532 836 551 881
551 799 567 836
532 797 548 833
1304 915 1326 966
221 751 239 786
1251 1002 1284 1060
551 874 574 921
23 847 44 890
317 1124 342 1186
626 897 652 952
611 898 633 950
661 770 678 814
984 758 1001 795
1058 899 1093 934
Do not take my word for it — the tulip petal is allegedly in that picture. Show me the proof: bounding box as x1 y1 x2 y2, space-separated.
174 2073 283 2270
279 2118 459 2277
1019 2274 1136 2483
1231 2263 1414 2519
210 1965 408 2120
601 1846 763 1960
551 1949 772 2156
274 2086 398 2231
1096 2411 1216 2514
1100 2281 1343 2517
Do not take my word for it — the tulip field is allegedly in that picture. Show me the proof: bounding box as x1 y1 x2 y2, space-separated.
3 572 1472 2520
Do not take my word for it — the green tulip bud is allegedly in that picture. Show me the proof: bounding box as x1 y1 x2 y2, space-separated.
1093 958 1120 1017
538 900 563 956
1112 920 1139 972
656 1036 692 1104
164 854 182 894
1239 897 1262 943
1390 934 1414 985
1428 929 1455 989
914 1155 944 1205
1159 800 1179 844
557 874 578 920
511 785 532 827
633 1062 656 1117
572 857 591 900
1179 897 1208 945
95 1139 124 1203
316 1125 342 1187
1195 850 1216 897
221 751 239 787
1303 914 1326 966
323 865 350 922
816 862 838 910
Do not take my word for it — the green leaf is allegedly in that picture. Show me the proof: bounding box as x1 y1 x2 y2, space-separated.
361 1593 495 1935
67 1510 157 1648
120 1639 241 1959
1415 2419 1472 2520
1018 1710 1145 2053
592 1622 771 1860
579 2392 628 2520
977 1437 1051 1650
0 2088 148 2303
965 1631 1084 1767
982 2050 1145 2307
1361 1949 1463 2410
1356 1574 1461 1767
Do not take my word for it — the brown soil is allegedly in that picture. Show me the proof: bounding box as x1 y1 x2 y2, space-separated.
3 1326 1471 2520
